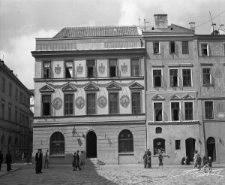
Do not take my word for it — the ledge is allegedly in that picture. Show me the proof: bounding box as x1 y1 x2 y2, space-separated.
148 120 200 125
118 153 134 156
200 63 213 66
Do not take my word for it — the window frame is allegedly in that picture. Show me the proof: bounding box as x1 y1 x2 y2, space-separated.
182 68 192 87
205 101 214 119
108 92 119 114
153 138 165 155
152 69 162 88
170 101 180 121
202 68 212 86
43 61 51 79
153 41 160 54
131 58 140 77
184 101 194 120
131 91 141 114
118 129 134 153
64 93 74 116
2 77 5 92
170 41 176 54
153 102 164 121
15 88 18 101
65 61 74 78
175 140 181 150
86 60 96 78
201 43 209 56
86 93 96 115
109 59 118 77
9 83 12 97
1 104 5 120
169 68 179 87
182 41 189 54
41 94 52 116
50 132 65 156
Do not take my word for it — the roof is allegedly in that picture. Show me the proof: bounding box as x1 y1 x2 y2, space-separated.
53 26 141 38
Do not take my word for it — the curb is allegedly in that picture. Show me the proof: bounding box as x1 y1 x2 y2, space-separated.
0 168 21 178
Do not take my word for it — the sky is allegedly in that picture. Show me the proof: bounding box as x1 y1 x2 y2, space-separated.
0 0 225 89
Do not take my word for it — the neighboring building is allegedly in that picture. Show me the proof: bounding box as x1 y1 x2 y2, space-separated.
0 59 33 161
31 26 146 164
143 15 200 164
196 34 225 163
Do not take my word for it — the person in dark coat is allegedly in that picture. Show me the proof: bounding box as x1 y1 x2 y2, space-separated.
185 156 189 165
35 149 43 174
76 150 81 171
181 157 185 165
6 151 12 172
147 149 152 168
0 151 3 171
143 151 148 168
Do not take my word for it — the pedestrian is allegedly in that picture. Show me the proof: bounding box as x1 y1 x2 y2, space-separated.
208 156 212 172
76 150 81 171
79 151 85 169
147 149 152 168
73 152 77 171
202 155 208 172
197 154 201 169
0 151 3 171
6 151 12 172
143 151 148 168
44 150 49 168
193 150 198 168
157 151 163 169
35 149 43 174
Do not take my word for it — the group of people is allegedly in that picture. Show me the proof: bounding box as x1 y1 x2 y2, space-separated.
143 149 165 169
35 149 49 174
72 150 85 171
193 150 212 172
21 152 31 163
0 151 12 172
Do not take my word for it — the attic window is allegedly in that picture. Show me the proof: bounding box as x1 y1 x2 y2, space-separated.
170 41 175 54
153 42 160 54
201 44 208 56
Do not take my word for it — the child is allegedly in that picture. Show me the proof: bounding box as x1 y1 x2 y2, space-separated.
157 151 163 169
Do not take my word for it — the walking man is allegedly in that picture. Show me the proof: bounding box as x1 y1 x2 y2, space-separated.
6 151 12 172
0 151 3 171
44 150 49 168
76 150 81 171
143 151 148 168
35 149 43 174
147 149 152 168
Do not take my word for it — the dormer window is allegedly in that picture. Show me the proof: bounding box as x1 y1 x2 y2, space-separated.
65 61 73 78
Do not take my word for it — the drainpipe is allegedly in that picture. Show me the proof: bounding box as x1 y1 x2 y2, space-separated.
201 100 207 156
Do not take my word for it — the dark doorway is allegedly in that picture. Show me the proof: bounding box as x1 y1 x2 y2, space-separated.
185 138 196 161
207 137 216 162
86 131 97 158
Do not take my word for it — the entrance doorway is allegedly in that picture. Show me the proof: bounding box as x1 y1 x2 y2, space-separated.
185 138 196 161
207 137 216 162
86 131 97 158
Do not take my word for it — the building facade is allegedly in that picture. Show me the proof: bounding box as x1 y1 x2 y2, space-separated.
31 26 146 164
0 59 33 161
197 34 225 163
144 15 200 164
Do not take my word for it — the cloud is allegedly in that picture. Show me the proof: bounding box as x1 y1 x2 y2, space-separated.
0 29 57 89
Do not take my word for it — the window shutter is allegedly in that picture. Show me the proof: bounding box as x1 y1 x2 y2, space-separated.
175 42 179 57
207 44 210 56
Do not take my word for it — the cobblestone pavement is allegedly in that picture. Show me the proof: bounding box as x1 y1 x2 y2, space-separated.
0 163 225 185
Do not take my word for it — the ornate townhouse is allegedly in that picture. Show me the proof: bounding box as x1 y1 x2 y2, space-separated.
196 34 225 163
143 15 200 164
31 26 146 164
0 59 33 161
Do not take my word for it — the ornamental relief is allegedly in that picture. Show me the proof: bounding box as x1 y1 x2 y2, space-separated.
55 64 61 75
98 96 107 108
98 63 105 74
120 95 130 108
75 96 85 109
52 98 63 110
121 63 128 74
77 64 83 74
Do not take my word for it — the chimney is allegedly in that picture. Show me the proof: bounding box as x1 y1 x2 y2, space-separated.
211 23 216 35
189 22 195 32
154 14 168 28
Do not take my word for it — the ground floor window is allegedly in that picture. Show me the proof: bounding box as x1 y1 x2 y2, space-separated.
50 132 65 155
153 138 165 155
118 130 133 153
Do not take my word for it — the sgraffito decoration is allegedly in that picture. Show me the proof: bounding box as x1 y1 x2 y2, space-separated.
77 64 83 74
55 64 61 75
98 96 107 108
52 97 62 110
75 96 85 109
98 63 105 74
121 63 128 74
120 95 130 108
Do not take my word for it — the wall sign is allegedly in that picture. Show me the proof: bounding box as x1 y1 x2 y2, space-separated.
52 97 62 110
98 96 107 108
75 96 85 109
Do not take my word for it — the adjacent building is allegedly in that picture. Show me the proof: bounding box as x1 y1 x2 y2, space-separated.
31 26 146 164
0 59 33 161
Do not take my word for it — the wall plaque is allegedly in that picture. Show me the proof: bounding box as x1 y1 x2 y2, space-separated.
75 96 85 109
120 95 130 108
52 97 62 110
98 96 107 108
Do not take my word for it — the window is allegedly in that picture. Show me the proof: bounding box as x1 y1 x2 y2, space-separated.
153 138 165 155
20 92 23 103
170 41 175 54
64 94 73 115
153 70 162 87
131 59 140 76
8 107 11 121
87 60 95 78
201 43 208 56
1 104 4 119
170 69 178 87
182 41 189 54
42 95 51 116
109 59 117 77
87 93 96 115
182 69 191 87
175 140 181 150
185 102 193 120
15 88 18 101
156 127 162 134
15 110 17 123
171 102 179 121
203 68 212 85
153 42 160 54
132 92 141 114
205 101 213 119
2 77 5 92
20 113 22 124
109 93 118 114
65 61 73 78
118 130 133 153
50 132 65 155
154 103 163 121
43 62 51 79
9 83 12 97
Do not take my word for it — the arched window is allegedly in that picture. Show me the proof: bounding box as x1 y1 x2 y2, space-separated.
50 132 65 155
153 138 165 155
118 129 133 153
156 127 162 134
